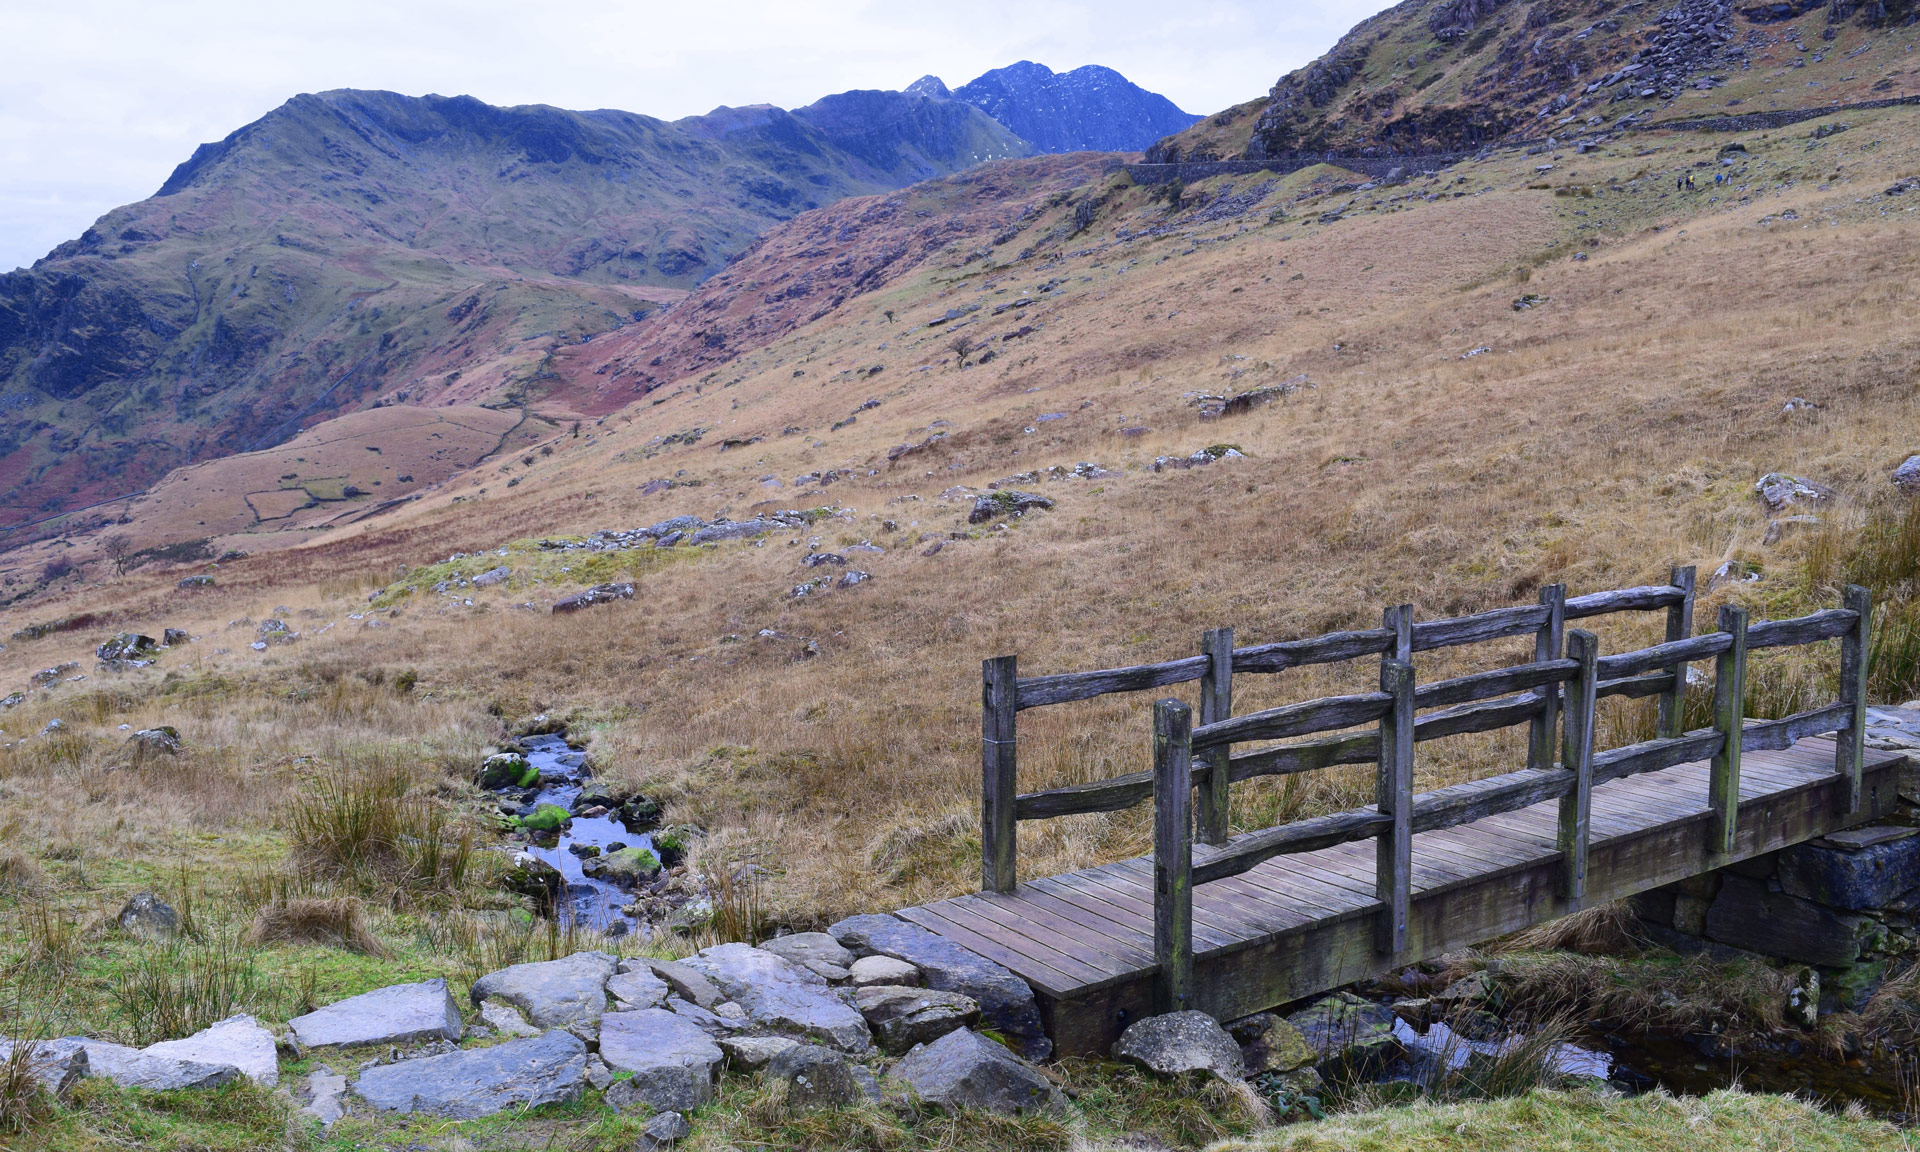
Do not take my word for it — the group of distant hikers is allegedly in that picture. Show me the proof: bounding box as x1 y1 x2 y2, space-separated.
1675 171 1731 189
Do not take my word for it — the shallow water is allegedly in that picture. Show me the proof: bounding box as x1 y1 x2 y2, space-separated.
509 733 652 934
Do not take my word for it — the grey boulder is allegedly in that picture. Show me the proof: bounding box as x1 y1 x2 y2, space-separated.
682 943 872 1053
598 1008 724 1111
0 1039 87 1101
850 955 919 987
143 1014 279 1086
854 985 979 1055
765 1045 863 1108
641 1109 692 1148
116 893 179 940
717 1034 800 1071
353 1030 585 1119
1113 1011 1245 1082
45 1037 237 1091
469 950 616 1028
886 1028 1061 1115
760 932 856 979
289 978 464 1048
830 913 1050 1060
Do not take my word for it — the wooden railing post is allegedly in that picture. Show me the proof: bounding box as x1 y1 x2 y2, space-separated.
982 656 1019 893
1658 565 1698 739
1838 584 1872 814
1529 583 1566 771
1152 698 1194 1015
1559 629 1599 909
1197 628 1235 847
1375 658 1415 956
1708 605 1748 856
1386 603 1413 663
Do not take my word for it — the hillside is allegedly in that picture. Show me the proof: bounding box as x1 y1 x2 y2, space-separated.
1148 0 1920 160
0 87 1033 535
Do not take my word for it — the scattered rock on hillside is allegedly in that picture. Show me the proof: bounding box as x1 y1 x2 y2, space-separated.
353 1030 585 1119
829 913 1050 1060
1894 456 1920 494
598 1008 723 1111
886 1028 1061 1114
162 627 191 645
681 943 873 1053
117 893 179 940
856 985 980 1054
129 726 182 757
1114 1011 1246 1081
968 490 1054 524
143 1014 280 1086
177 575 215 589
97 632 159 668
765 1045 864 1108
551 582 635 614
1755 472 1834 513
473 566 511 587
288 978 464 1048
468 950 616 1029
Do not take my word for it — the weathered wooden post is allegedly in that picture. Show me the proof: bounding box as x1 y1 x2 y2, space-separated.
1530 583 1567 771
1659 565 1698 739
1386 603 1413 663
1375 657 1415 956
1197 627 1234 847
1838 584 1872 814
1152 698 1194 1014
982 656 1019 893
1559 629 1599 909
1708 604 1748 856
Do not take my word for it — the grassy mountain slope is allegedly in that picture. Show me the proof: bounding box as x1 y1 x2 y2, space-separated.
1150 0 1920 160
0 88 1028 535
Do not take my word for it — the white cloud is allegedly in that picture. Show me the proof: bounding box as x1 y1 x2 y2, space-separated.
0 0 1385 270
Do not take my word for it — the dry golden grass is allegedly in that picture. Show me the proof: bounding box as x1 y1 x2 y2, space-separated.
2 112 1919 936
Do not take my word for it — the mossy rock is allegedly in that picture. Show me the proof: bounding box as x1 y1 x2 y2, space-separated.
503 855 562 907
619 796 663 830
598 847 661 884
1198 443 1244 459
477 753 534 790
654 829 688 868
521 803 572 832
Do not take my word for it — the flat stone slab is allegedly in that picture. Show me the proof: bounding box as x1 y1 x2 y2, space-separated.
831 913 1049 1060
717 1034 800 1070
0 1039 87 1100
469 950 616 1029
637 958 726 1009
143 1014 279 1086
49 1037 238 1091
607 969 670 1010
290 978 464 1048
850 955 919 987
353 1030 585 1119
598 1009 723 1112
682 943 872 1054
760 932 855 972
480 1000 541 1037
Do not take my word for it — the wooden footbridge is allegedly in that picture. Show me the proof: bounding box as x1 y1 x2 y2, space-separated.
899 570 1906 1057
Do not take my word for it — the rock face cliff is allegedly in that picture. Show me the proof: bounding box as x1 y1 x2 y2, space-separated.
922 61 1201 153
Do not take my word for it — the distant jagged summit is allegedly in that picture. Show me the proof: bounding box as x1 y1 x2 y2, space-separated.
938 61 1201 153
904 75 953 100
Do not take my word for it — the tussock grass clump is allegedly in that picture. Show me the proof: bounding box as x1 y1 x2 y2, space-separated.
281 766 473 900
0 851 45 898
246 896 387 956
0 1035 53 1136
111 940 262 1045
1466 949 1793 1038
1502 901 1646 956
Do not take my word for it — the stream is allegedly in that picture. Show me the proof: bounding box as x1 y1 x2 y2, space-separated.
504 733 652 935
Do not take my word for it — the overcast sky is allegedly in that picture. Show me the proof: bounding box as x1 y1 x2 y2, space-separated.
0 0 1385 272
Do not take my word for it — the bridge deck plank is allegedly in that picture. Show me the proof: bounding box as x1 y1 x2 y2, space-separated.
906 738 1903 1055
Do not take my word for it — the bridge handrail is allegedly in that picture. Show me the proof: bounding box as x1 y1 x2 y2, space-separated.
982 568 1702 893
1143 588 1871 1014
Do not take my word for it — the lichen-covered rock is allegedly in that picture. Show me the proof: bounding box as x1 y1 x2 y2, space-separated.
353 1030 584 1118
968 490 1054 524
469 951 616 1029
1755 472 1835 513
1114 1011 1245 1081
40 1037 236 1091
886 1028 1061 1115
1285 993 1401 1075
551 582 634 614
128 727 182 758
1227 1012 1317 1075
640 1109 692 1148
765 1045 863 1108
